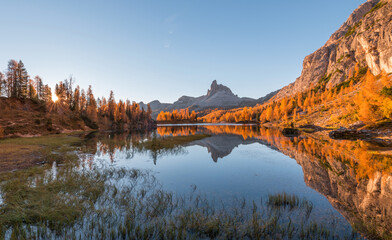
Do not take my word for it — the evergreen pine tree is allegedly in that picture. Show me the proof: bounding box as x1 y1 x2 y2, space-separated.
17 60 29 99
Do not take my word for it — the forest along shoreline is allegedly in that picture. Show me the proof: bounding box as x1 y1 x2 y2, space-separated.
0 59 156 140
0 58 156 172
1 120 391 174
0 121 389 238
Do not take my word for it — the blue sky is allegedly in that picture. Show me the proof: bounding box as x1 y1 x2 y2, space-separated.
0 0 365 103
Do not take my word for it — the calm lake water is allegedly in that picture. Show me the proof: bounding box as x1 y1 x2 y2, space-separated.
2 124 392 239
81 124 392 238
95 125 343 219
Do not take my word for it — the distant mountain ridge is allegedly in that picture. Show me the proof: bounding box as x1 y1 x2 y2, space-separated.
140 80 277 119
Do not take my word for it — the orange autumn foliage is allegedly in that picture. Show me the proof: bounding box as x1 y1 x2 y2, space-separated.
157 65 391 128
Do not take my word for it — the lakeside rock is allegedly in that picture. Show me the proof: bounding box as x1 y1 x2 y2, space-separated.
329 128 373 140
281 128 300 137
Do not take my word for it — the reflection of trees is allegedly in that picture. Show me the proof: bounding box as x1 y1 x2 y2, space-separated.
131 132 186 165
0 163 352 239
255 127 392 239
157 125 199 136
79 126 392 238
84 127 392 179
157 125 392 238
158 124 261 140
83 131 188 165
256 128 392 179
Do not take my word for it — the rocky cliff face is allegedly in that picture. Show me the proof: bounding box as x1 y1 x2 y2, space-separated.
206 80 234 97
275 0 392 99
140 80 276 119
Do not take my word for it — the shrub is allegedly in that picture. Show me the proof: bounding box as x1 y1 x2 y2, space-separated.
337 55 344 63
345 25 356 37
46 118 53 131
345 21 362 38
81 114 99 130
357 66 368 77
318 74 332 84
381 87 392 98
0 126 4 138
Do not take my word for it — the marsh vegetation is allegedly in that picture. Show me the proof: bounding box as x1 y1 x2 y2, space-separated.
2 125 391 239
0 163 360 239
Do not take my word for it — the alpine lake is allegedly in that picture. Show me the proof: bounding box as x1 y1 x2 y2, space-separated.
0 124 391 239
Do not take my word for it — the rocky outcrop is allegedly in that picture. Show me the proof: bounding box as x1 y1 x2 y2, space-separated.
329 128 372 140
275 0 392 99
207 80 233 97
140 80 277 119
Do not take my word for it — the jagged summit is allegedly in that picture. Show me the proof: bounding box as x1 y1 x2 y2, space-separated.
140 80 276 119
207 80 234 98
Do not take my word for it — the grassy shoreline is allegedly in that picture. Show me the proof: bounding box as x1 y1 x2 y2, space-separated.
0 128 371 239
0 165 361 239
0 131 87 172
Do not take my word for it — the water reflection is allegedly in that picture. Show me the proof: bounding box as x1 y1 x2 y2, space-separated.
84 125 392 239
1 125 390 238
252 128 392 239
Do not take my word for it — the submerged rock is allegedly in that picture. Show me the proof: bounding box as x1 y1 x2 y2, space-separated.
282 128 300 137
329 129 372 140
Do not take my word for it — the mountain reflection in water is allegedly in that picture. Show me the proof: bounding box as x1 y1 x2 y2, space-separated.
84 124 392 239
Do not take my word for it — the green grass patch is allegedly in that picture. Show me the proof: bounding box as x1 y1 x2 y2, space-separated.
345 21 362 38
364 1 387 17
298 128 317 133
333 66 367 93
318 74 332 85
337 55 345 63
0 133 84 171
0 133 81 148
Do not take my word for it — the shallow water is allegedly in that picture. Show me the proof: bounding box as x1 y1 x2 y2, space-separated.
2 124 392 239
89 124 382 237
97 131 334 211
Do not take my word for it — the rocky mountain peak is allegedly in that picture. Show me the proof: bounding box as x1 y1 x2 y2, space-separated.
325 0 379 46
143 79 276 119
274 0 392 100
207 80 234 97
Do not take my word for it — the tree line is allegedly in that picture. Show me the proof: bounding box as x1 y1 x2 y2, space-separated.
0 59 154 131
0 60 52 101
159 63 392 127
157 109 198 122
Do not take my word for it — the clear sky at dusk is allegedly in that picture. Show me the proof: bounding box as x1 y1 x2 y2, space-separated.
0 0 365 103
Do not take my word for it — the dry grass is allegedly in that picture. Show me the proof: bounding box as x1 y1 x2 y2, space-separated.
0 126 4 138
0 133 83 172
0 165 361 239
0 97 86 137
0 130 367 239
